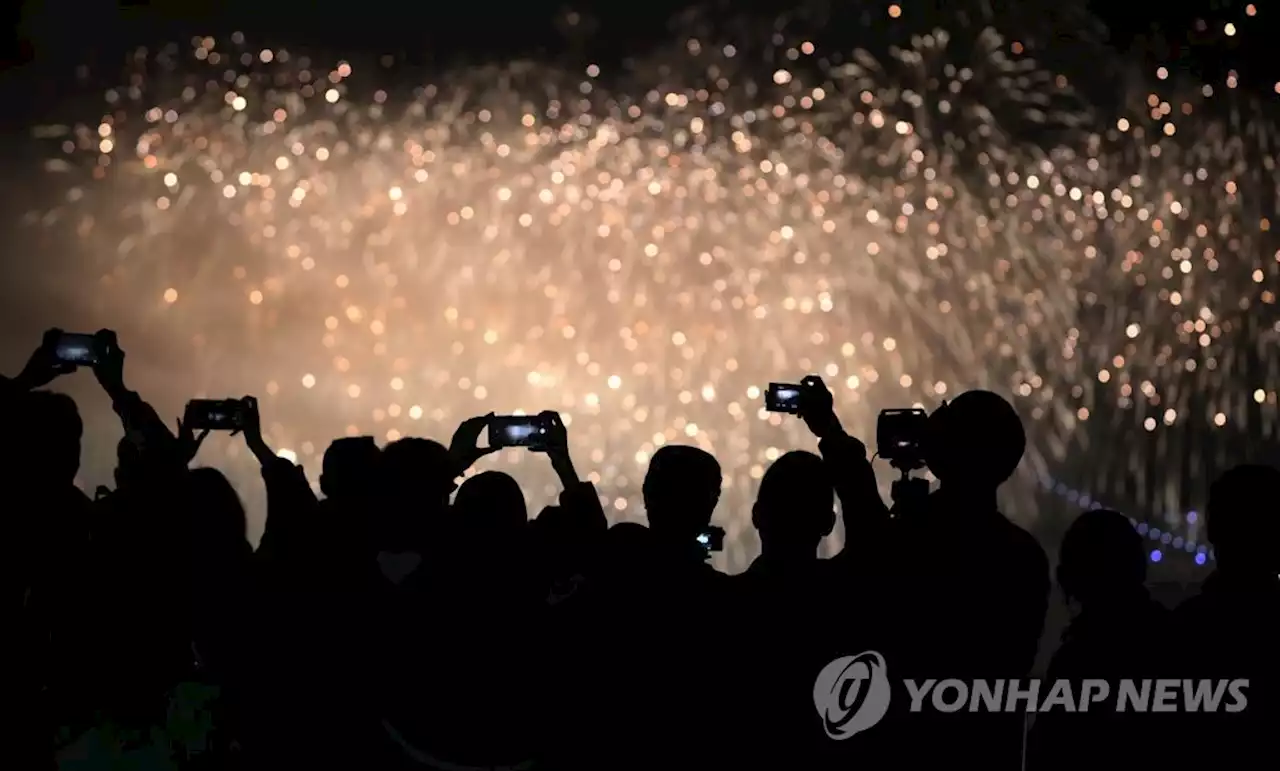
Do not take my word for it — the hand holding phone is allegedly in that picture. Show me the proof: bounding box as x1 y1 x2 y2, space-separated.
184 398 250 432
696 525 726 554
53 332 103 366
488 414 554 450
765 382 805 414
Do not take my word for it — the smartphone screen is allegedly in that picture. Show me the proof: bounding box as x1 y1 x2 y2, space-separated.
765 383 804 414
185 399 244 431
696 526 726 552
488 416 549 449
54 333 100 365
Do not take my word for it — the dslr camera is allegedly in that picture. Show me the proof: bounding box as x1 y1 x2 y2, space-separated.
876 407 929 471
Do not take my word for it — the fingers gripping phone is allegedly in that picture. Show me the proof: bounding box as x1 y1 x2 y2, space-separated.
184 398 254 431
488 414 553 450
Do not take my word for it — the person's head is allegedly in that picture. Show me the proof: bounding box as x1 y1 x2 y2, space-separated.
320 436 381 501
924 390 1025 493
642 445 722 540
186 467 249 566
1057 509 1145 605
114 435 144 491
380 437 455 513
1207 464 1280 574
11 390 82 488
752 450 835 556
454 470 528 536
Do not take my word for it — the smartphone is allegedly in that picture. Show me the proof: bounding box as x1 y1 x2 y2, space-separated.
54 333 102 365
184 398 249 431
696 526 726 553
876 408 929 465
765 382 804 414
488 414 550 450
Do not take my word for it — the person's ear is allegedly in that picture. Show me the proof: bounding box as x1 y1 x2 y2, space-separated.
821 508 836 538
751 501 762 532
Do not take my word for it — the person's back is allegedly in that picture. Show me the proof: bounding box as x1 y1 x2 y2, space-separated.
3 391 97 760
592 446 728 771
731 451 846 769
881 391 1050 771
1028 509 1170 771
1172 464 1280 770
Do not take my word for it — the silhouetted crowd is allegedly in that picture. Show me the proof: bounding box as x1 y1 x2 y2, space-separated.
5 329 1277 771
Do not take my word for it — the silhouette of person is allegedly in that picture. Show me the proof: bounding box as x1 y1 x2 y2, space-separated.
1172 464 1280 770
1028 508 1169 771
454 469 529 537
882 390 1051 771
733 450 842 768
747 450 836 577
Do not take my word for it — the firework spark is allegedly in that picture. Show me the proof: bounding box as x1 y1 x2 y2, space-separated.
17 8 1279 571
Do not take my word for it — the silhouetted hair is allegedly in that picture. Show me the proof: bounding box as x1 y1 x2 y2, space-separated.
13 390 82 485
455 470 528 529
187 467 249 555
754 450 835 545
1207 464 1280 569
642 444 721 532
382 437 454 490
757 450 831 510
321 436 381 499
925 389 1026 488
1057 509 1145 603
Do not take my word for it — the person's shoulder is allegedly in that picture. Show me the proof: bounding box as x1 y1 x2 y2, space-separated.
1169 591 1218 641
998 515 1050 568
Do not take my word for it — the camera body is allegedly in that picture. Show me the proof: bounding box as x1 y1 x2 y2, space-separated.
876 407 929 471
184 397 255 431
488 414 555 450
54 332 107 366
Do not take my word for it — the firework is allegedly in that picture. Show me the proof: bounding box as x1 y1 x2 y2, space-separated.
19 5 1278 571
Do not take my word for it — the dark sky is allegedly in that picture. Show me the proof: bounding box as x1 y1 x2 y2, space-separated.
3 0 1277 90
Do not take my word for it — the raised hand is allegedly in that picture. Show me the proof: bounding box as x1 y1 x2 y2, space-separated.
15 329 77 390
534 410 579 486
90 329 126 396
530 410 568 453
799 374 843 440
449 412 499 473
237 396 275 466
175 418 211 465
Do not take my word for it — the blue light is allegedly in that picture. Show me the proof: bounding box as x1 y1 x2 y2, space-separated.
1137 523 1149 535
1150 550 1163 563
1194 553 1207 566
1186 511 1198 524
1173 537 1184 549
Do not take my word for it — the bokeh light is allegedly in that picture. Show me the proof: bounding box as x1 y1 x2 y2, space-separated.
13 6 1278 571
